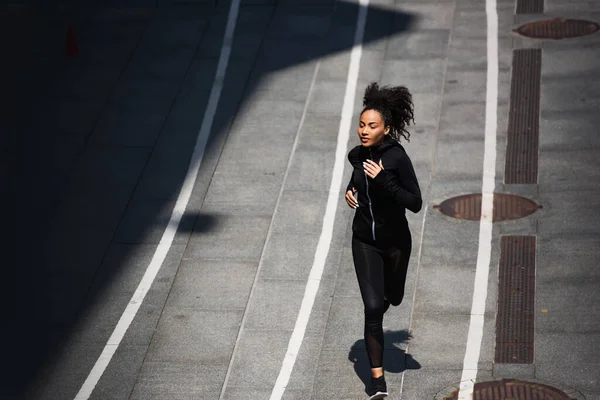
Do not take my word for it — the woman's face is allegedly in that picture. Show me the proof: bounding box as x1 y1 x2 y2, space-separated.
357 109 389 147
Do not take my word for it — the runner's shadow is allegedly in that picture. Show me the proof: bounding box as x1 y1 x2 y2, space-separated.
348 329 421 389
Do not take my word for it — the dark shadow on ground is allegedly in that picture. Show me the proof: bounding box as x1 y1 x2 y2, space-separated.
2 1 415 397
348 329 421 392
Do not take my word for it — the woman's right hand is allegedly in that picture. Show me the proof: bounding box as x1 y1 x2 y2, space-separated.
345 188 358 209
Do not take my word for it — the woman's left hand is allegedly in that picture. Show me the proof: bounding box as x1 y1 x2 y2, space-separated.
363 159 384 179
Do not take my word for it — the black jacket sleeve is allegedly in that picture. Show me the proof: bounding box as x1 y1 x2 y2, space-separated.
346 178 354 193
346 147 359 193
373 149 422 213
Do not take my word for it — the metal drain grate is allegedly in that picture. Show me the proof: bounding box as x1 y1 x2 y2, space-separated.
495 236 536 364
505 49 541 184
445 379 572 399
515 18 600 39
433 193 540 222
516 0 543 14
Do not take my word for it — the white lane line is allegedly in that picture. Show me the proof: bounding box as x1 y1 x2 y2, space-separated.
457 0 498 398
268 1 369 399
73 1 241 398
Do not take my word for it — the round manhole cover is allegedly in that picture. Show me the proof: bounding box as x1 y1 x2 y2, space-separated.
433 193 540 222
444 379 574 399
515 18 599 39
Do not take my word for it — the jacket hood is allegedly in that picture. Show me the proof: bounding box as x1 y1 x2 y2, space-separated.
363 136 403 158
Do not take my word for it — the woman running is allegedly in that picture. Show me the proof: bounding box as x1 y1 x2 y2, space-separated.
345 82 422 399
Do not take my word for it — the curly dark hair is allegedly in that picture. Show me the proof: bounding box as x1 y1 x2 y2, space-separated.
361 82 415 142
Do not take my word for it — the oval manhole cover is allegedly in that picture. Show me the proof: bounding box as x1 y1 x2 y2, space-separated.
433 193 540 222
444 379 573 399
515 18 600 39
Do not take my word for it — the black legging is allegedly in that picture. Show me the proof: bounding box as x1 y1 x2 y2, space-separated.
352 235 411 369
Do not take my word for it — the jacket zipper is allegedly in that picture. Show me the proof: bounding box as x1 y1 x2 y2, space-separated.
365 149 376 241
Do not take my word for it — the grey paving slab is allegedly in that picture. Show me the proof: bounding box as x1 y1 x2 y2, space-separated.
541 46 600 80
356 49 387 84
130 142 195 201
153 112 204 148
68 244 186 345
213 4 275 32
400 369 464 400
29 98 105 138
411 92 444 127
184 214 271 260
535 252 600 334
419 210 481 266
114 198 179 244
270 189 328 234
403 128 437 168
229 31 267 60
310 349 368 399
268 9 332 38
45 64 123 104
285 149 337 191
541 79 600 114
76 23 147 68
166 259 257 310
166 59 217 116
545 0 600 12
89 107 167 147
228 96 306 138
434 136 485 178
306 79 347 115
222 328 290 391
539 149 600 192
123 44 197 81
394 2 455 31
313 51 351 81
407 313 470 370
129 362 227 400
202 172 282 216
246 62 318 103
362 2 398 54
256 232 321 280
386 29 451 59
109 78 181 112
443 69 506 105
145 308 243 363
197 25 260 60
283 335 325 394
141 17 207 48
535 333 600 393
447 36 513 72
540 110 600 151
223 387 273 400
438 99 486 137
295 109 342 148
244 279 312 331
89 344 147 400
381 58 446 94
426 175 490 203
537 191 600 236
414 263 475 315
25 339 103 400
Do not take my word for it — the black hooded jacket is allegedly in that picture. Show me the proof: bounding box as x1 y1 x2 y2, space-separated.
347 136 422 245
